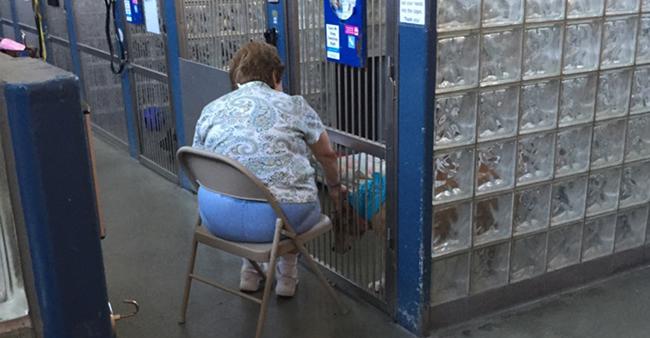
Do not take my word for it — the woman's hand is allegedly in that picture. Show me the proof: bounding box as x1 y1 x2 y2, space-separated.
310 130 345 205
328 184 348 211
327 184 348 212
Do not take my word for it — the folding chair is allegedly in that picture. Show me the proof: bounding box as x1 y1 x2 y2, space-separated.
176 146 347 338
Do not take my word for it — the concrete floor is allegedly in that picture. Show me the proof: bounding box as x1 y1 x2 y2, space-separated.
433 265 650 338
95 137 650 338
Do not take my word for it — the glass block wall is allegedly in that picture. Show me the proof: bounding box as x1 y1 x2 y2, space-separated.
0 132 29 322
431 0 650 305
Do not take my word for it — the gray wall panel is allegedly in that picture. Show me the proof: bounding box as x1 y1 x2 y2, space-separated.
179 58 231 146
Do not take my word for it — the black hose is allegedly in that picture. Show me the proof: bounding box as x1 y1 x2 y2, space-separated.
105 0 127 74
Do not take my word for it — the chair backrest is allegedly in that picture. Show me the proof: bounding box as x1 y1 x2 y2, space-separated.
176 146 294 231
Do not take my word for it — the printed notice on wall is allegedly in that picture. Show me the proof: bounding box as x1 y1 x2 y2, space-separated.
326 24 341 60
324 0 366 67
144 0 161 34
326 24 340 49
400 0 425 26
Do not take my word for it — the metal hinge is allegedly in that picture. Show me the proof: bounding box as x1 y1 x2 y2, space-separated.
109 299 140 334
387 56 398 103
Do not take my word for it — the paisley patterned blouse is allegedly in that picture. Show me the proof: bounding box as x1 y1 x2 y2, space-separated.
192 81 325 203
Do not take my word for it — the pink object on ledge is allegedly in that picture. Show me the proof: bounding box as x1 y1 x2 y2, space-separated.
0 38 26 52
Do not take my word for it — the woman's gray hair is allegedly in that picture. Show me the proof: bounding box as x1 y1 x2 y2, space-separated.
229 41 285 89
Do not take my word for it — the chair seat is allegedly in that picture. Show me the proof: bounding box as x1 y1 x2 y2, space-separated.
194 215 332 262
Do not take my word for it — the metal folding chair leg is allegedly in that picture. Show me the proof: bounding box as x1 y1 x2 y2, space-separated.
250 260 266 279
179 236 199 324
255 220 282 338
295 243 349 314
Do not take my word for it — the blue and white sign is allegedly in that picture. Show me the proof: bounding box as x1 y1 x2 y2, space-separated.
124 0 145 25
324 0 366 68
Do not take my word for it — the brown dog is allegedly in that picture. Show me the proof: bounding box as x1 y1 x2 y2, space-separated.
331 153 386 254
433 159 501 250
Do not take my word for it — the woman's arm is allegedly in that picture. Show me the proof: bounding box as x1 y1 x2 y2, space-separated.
309 131 345 201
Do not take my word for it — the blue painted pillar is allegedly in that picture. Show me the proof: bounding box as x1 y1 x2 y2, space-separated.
0 55 112 337
62 0 85 98
119 72 140 158
9 0 20 40
0 9 4 36
115 0 140 158
395 0 436 335
162 0 191 188
266 0 291 91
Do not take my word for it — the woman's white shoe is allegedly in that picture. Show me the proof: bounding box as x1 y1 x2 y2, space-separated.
275 254 299 297
239 259 264 292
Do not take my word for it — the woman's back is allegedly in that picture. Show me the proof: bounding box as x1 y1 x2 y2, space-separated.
192 81 325 204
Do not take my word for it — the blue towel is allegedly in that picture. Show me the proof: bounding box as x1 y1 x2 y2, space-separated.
347 173 386 221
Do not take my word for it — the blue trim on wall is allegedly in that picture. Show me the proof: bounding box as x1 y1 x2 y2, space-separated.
162 0 191 188
0 6 5 37
115 0 140 158
266 0 290 90
120 71 140 158
63 0 85 98
5 83 63 335
2 62 112 338
395 3 436 335
9 0 20 40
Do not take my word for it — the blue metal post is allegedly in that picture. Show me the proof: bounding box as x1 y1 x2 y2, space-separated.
115 0 140 158
162 0 191 188
119 72 140 158
62 0 85 97
119 73 140 158
1 55 113 338
9 0 20 40
395 0 436 335
266 0 291 90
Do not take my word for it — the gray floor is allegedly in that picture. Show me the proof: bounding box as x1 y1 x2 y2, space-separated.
433 266 650 338
95 137 650 338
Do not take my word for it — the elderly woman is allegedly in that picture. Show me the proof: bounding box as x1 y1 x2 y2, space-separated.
192 41 342 297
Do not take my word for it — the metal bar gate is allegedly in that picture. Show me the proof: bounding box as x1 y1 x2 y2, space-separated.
294 0 396 310
1 0 181 180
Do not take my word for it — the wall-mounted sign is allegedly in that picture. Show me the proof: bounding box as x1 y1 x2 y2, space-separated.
143 0 160 34
324 0 367 68
399 0 426 26
124 0 145 25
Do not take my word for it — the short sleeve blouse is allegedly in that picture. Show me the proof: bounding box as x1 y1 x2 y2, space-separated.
192 81 326 203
